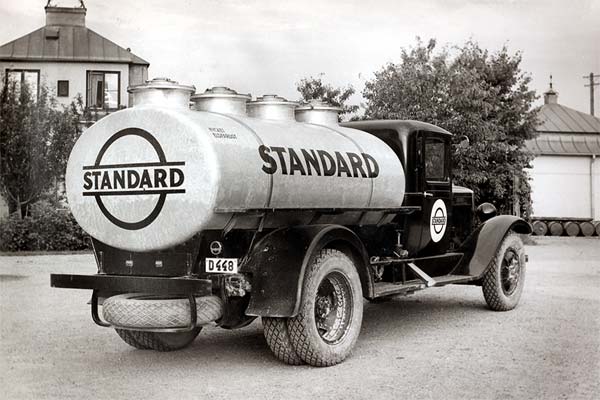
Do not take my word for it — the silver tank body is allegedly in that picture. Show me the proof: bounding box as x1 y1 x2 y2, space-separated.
66 105 406 251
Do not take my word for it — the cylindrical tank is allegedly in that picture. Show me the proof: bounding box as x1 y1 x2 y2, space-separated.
295 100 342 125
191 87 251 116
66 84 405 251
128 77 195 109
247 95 298 121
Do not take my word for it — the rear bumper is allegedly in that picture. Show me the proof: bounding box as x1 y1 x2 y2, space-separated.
50 274 212 296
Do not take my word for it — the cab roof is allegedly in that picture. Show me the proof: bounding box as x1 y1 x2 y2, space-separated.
341 120 452 136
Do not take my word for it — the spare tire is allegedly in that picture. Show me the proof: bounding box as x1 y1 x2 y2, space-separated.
115 327 202 351
103 293 224 329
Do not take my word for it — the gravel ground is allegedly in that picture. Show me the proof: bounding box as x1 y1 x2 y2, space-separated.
1 237 599 400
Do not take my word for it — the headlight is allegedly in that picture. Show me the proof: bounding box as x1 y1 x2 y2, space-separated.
476 202 497 222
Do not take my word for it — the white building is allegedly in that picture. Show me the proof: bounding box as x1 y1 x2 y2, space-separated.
526 85 600 230
0 2 149 219
0 2 149 110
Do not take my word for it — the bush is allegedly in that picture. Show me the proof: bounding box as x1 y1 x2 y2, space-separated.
0 200 90 251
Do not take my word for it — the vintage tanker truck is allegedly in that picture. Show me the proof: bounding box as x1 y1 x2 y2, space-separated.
51 78 531 366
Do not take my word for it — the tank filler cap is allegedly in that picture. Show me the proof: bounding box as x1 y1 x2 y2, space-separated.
191 86 251 100
191 87 251 116
295 99 342 125
247 94 298 121
127 77 195 108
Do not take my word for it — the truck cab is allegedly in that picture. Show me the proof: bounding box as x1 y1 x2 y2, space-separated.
343 120 472 257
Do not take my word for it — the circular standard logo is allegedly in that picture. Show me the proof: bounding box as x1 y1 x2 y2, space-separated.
430 199 447 243
81 128 186 230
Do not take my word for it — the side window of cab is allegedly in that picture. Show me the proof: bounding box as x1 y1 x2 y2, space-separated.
424 136 449 182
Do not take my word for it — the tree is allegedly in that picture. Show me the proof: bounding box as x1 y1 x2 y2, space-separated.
0 81 83 218
363 38 539 216
296 74 359 120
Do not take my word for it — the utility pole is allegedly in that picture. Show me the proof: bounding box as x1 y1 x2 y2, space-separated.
583 72 600 116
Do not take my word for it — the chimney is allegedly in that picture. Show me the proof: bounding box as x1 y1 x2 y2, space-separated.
544 75 558 104
45 3 86 27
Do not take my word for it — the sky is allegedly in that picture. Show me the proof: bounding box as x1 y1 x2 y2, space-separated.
0 0 599 114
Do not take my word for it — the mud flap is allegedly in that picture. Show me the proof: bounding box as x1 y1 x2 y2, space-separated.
242 225 370 318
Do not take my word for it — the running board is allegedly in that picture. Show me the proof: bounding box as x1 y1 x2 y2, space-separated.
374 280 426 297
406 263 473 287
373 267 475 298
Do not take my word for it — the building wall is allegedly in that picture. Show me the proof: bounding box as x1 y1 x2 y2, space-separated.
530 155 595 219
128 65 148 106
0 60 130 108
594 155 600 220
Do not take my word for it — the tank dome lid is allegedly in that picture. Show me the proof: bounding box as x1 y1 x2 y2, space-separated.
127 77 195 108
295 100 342 125
250 94 298 106
128 77 195 94
191 86 251 100
247 94 298 121
190 86 251 116
295 99 343 112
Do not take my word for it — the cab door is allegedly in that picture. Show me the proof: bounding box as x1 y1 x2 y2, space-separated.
417 131 452 256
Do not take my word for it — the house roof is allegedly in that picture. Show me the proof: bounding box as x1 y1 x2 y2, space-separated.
526 87 600 156
0 14 149 65
526 132 600 156
535 102 600 134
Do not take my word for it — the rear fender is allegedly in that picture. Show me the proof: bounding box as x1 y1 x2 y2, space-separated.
457 215 532 278
242 224 371 318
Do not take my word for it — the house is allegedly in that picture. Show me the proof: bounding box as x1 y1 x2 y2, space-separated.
0 1 149 110
526 83 600 234
0 1 150 219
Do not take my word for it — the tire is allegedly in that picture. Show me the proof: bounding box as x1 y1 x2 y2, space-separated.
262 317 304 365
115 328 150 349
103 293 224 329
287 249 363 367
116 328 202 351
482 233 526 311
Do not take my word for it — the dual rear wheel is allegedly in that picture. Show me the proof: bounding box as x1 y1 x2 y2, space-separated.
263 249 363 367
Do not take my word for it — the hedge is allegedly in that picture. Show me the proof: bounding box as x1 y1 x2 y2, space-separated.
0 200 90 251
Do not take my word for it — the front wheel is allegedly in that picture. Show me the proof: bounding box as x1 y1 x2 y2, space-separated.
482 233 526 311
286 249 363 367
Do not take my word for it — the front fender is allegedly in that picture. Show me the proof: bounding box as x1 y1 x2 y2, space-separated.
458 215 532 278
242 224 370 318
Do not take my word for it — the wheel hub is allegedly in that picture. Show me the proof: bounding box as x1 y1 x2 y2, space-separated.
501 250 521 295
314 272 353 344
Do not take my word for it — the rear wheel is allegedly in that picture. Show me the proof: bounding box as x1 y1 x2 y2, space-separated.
482 233 526 311
262 317 304 365
286 249 363 367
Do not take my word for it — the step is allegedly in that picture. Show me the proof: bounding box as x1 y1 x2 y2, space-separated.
431 274 474 286
373 280 426 297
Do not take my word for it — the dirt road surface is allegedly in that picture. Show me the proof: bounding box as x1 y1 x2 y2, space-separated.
1 237 599 399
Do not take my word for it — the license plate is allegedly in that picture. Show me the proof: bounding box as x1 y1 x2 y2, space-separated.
205 258 238 274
